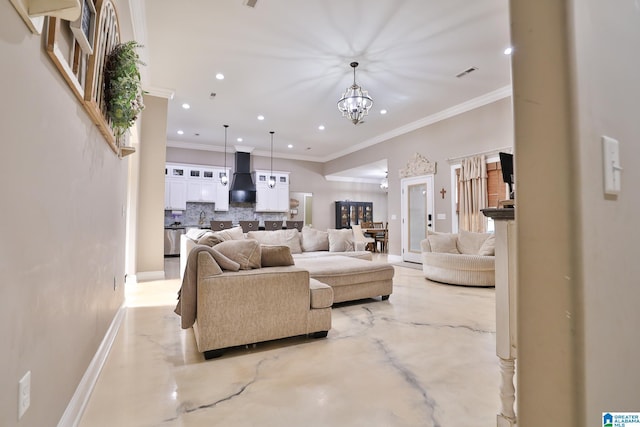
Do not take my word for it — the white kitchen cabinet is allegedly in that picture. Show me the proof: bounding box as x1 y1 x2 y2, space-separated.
165 179 187 210
186 167 216 203
254 170 289 212
166 163 229 211
165 165 187 210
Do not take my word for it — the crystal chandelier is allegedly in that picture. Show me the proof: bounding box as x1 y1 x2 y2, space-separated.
221 125 229 186
337 62 373 125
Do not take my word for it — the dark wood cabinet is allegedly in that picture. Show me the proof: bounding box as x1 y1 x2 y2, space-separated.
335 201 373 228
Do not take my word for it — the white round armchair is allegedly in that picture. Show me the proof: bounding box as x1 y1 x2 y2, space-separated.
420 230 495 287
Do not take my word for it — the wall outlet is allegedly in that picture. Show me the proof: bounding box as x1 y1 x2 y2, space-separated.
18 371 30 419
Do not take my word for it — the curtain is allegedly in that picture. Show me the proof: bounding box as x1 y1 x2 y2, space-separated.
459 155 488 232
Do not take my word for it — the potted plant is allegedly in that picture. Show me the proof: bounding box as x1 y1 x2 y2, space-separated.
103 41 145 145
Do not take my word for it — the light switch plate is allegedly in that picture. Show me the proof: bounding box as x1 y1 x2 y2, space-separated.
602 136 622 195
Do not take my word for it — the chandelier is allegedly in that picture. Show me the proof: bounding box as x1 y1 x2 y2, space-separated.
337 62 373 125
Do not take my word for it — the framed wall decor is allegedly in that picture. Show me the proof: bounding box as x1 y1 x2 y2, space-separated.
70 0 96 54
47 0 122 154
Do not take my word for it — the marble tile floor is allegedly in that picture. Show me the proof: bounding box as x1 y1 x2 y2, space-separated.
79 256 499 427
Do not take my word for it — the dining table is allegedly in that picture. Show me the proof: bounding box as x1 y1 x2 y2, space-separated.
361 227 388 253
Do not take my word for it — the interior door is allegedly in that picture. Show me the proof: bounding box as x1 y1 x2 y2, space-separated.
401 175 434 263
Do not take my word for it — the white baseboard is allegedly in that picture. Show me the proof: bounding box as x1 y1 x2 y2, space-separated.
57 305 126 427
135 270 166 282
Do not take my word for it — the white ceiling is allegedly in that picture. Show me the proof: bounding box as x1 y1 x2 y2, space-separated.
139 0 512 178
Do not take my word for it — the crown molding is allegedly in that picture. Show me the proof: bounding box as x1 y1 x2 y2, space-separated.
144 86 175 99
324 175 381 184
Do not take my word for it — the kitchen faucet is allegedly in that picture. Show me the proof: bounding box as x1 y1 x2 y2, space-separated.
198 210 205 225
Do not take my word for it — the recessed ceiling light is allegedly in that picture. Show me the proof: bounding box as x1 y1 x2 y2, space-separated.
504 47 513 55
215 73 224 80
182 103 190 109
237 137 243 142
177 130 184 135
380 109 387 115
318 125 325 130
288 144 293 148
257 115 265 121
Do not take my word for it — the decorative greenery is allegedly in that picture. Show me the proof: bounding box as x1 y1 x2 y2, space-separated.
103 41 145 140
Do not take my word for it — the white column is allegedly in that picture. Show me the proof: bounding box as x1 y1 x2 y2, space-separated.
494 218 517 426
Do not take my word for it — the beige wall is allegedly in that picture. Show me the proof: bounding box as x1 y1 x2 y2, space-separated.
135 95 168 278
326 97 514 254
0 1 133 424
571 0 640 423
511 0 640 425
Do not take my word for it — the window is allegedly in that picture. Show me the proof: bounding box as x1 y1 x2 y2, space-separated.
451 157 510 233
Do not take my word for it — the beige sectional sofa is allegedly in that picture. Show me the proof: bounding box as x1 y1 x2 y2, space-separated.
420 229 495 287
175 227 395 359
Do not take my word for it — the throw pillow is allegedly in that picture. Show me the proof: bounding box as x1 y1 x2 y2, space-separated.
327 229 355 252
186 228 208 241
427 233 460 254
478 233 496 256
457 229 492 255
214 225 245 241
260 245 295 267
301 226 329 252
197 232 224 247
246 229 302 254
213 239 262 270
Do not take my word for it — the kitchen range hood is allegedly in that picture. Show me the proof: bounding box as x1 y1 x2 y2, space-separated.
229 151 256 203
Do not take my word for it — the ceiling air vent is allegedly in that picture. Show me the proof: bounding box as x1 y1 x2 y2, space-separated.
244 0 258 7
456 67 478 78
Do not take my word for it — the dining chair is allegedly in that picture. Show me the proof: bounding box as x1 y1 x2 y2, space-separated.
210 220 233 230
285 220 303 231
375 222 388 253
264 220 283 231
352 224 376 252
239 220 259 233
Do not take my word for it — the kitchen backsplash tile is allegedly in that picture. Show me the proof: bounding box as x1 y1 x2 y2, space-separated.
165 202 287 228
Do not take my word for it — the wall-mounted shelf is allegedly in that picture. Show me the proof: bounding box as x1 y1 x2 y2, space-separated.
9 0 81 33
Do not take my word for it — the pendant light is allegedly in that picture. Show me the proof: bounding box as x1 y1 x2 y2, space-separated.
220 124 229 186
380 171 388 190
337 62 373 125
268 131 276 188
